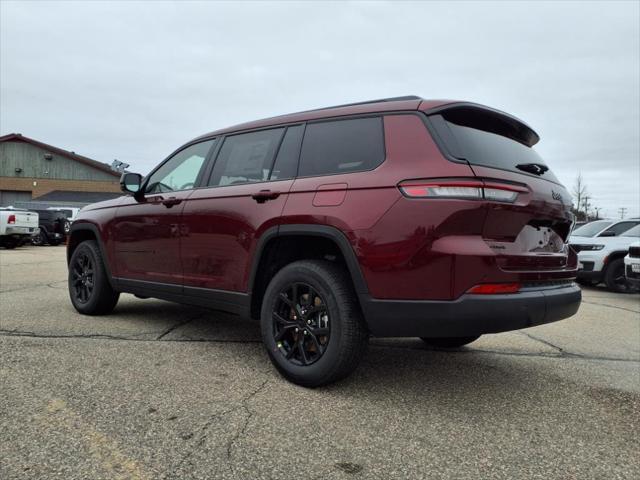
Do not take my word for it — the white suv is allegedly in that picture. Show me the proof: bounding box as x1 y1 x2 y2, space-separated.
571 224 640 292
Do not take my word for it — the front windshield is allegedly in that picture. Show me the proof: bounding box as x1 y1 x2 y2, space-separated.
621 225 640 237
572 220 613 237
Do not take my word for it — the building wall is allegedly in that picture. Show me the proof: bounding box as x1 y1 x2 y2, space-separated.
0 177 120 199
0 141 118 182
0 190 32 206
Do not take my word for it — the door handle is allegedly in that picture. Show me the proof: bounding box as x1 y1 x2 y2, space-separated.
251 190 281 204
162 197 182 208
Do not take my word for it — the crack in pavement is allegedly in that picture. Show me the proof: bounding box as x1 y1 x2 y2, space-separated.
518 331 565 354
2 329 637 363
165 379 270 479
0 260 66 267
225 379 270 477
581 300 640 314
368 339 640 364
155 313 206 340
1 282 64 294
0 329 262 344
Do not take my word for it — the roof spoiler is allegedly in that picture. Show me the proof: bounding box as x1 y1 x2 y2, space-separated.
421 102 540 147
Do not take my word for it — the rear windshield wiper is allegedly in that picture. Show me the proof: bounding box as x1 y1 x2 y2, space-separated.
516 163 549 175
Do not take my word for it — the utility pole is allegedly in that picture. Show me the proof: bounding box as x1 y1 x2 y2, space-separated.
594 207 602 220
582 196 591 220
618 207 627 219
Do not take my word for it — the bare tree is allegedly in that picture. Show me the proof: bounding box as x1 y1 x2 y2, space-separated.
572 173 589 220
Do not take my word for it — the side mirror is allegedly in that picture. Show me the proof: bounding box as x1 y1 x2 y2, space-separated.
120 173 143 195
599 230 616 237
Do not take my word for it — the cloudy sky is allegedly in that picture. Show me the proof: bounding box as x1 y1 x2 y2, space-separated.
1 0 638 218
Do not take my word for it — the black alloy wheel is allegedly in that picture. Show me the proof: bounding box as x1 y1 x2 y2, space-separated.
260 260 368 387
71 251 95 304
272 282 331 366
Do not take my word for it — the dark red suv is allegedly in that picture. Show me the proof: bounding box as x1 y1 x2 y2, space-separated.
67 96 581 386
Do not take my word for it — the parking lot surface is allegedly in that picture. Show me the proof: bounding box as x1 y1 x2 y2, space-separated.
1 246 639 479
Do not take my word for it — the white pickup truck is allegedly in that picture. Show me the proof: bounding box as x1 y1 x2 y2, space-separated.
0 208 39 249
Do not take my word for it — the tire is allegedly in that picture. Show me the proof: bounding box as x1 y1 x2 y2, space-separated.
2 237 19 249
420 335 481 348
68 240 119 315
260 260 369 388
31 230 45 246
40 230 50 246
604 258 633 293
576 278 597 287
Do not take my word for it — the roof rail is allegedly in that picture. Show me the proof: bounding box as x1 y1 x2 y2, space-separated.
311 95 422 112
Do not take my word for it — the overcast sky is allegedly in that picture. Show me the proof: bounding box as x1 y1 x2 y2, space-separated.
1 0 638 218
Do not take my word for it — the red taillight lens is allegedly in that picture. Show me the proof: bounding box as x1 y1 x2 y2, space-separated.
467 283 521 294
7 214 16 224
399 179 526 203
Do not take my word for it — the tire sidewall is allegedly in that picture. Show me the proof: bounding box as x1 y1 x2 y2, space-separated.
605 258 630 293
68 241 106 313
260 263 348 385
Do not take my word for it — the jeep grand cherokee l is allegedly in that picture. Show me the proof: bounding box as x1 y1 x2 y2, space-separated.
67 96 581 387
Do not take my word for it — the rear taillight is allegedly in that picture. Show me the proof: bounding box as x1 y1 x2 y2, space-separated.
398 179 527 203
7 214 16 224
467 283 521 294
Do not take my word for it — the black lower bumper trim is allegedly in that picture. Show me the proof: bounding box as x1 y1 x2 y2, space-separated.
359 284 581 338
577 270 603 283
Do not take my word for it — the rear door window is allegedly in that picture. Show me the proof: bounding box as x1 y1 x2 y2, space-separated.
429 108 560 183
600 221 639 236
208 128 284 186
298 117 385 177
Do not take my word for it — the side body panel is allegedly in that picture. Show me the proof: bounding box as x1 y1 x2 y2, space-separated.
112 191 193 284
180 179 294 292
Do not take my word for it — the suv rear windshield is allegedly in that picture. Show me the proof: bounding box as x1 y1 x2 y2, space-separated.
429 107 559 183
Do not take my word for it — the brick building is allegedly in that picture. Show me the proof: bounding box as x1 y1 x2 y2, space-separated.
0 133 121 207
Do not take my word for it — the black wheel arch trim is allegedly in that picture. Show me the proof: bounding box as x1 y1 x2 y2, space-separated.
68 222 116 289
248 224 369 295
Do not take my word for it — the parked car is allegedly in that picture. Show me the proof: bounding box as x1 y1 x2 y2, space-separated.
570 219 639 240
66 96 581 386
0 208 39 249
571 224 640 292
47 207 80 222
623 241 640 289
31 209 71 246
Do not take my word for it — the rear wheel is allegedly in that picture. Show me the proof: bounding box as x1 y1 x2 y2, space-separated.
68 240 119 315
31 230 45 246
2 237 19 249
420 335 481 348
604 258 632 293
260 260 368 387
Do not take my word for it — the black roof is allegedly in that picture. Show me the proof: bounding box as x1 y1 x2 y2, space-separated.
34 190 122 203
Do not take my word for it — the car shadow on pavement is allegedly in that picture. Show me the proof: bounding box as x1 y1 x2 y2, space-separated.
112 300 557 394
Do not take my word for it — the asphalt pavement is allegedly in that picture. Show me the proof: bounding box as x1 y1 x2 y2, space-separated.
1 245 639 479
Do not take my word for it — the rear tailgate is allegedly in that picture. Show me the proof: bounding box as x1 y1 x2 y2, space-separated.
472 166 574 271
6 211 40 233
425 103 576 275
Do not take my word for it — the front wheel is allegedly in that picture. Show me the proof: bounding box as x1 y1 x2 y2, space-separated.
420 335 481 348
260 260 368 388
604 258 633 293
68 240 119 315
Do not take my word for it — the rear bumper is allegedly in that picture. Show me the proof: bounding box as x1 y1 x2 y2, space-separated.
359 283 581 337
4 226 36 235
